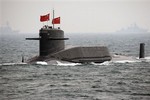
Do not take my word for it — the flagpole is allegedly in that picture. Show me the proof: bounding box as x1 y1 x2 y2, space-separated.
47 13 49 27
53 9 55 29
60 17 61 29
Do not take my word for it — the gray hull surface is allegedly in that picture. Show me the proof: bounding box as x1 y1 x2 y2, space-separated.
27 46 112 64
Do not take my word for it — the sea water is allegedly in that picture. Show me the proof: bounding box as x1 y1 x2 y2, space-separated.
0 33 150 100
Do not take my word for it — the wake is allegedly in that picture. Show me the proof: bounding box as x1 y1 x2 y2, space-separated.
0 56 150 66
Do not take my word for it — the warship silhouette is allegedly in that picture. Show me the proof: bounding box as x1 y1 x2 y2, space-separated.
0 22 19 36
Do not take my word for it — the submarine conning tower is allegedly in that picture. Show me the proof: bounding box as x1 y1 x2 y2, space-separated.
40 26 68 56
26 26 69 56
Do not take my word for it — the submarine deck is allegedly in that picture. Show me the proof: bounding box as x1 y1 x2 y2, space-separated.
27 46 111 64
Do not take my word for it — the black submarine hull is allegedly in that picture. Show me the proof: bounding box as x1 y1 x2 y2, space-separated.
26 26 111 64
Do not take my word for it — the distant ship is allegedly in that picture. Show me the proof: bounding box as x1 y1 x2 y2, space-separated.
0 23 19 35
116 23 149 34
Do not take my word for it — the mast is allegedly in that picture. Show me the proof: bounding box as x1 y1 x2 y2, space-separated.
53 9 55 28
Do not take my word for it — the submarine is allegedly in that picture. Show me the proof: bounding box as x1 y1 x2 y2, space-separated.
25 11 146 65
26 25 112 64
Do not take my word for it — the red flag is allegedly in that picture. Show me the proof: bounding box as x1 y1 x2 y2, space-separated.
40 13 50 22
52 17 60 24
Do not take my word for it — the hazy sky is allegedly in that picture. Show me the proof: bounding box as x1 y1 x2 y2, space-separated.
1 0 150 33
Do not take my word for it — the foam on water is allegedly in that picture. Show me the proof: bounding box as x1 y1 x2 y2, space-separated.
136 56 150 62
91 61 111 66
143 56 150 62
55 61 112 66
0 62 27 66
145 56 150 59
55 61 81 66
112 56 150 64
113 60 138 63
36 61 48 65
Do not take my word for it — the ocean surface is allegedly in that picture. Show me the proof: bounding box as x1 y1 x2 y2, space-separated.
0 33 150 100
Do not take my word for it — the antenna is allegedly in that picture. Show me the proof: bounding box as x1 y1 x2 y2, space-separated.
22 55 24 63
53 9 55 28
